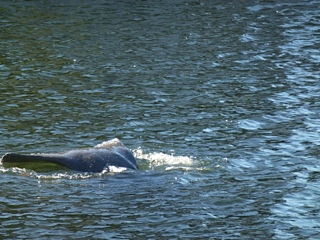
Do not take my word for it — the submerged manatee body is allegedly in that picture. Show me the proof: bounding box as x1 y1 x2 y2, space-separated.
1 138 138 172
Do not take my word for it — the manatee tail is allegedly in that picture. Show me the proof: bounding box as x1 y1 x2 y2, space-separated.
1 153 72 171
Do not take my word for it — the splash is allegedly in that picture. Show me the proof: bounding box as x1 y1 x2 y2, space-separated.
133 148 195 171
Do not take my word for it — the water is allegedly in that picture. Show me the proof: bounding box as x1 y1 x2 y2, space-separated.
1 0 320 239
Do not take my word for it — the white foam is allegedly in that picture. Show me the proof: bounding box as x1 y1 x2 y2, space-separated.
103 165 127 173
133 148 194 167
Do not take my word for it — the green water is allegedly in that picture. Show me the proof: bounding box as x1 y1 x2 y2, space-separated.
1 0 320 239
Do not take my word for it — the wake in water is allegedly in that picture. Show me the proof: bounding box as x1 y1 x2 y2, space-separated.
0 164 133 180
133 148 196 171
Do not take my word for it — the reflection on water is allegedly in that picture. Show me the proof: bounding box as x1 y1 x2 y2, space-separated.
1 0 320 239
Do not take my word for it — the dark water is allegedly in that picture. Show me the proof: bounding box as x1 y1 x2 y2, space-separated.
1 0 320 239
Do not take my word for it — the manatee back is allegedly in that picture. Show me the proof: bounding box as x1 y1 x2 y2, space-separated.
1 138 138 172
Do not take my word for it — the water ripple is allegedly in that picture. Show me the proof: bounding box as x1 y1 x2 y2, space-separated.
1 0 320 239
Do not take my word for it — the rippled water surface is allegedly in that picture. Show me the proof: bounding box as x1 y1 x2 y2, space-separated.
1 0 320 239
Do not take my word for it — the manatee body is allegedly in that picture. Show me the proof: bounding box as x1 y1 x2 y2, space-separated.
1 138 138 172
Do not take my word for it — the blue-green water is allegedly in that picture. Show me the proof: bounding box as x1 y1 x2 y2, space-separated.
1 0 320 239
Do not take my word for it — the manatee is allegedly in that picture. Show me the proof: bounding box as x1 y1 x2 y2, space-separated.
1 138 138 172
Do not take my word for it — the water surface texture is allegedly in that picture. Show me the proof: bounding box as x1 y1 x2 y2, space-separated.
1 0 320 239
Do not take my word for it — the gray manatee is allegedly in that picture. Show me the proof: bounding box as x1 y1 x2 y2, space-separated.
1 138 138 172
